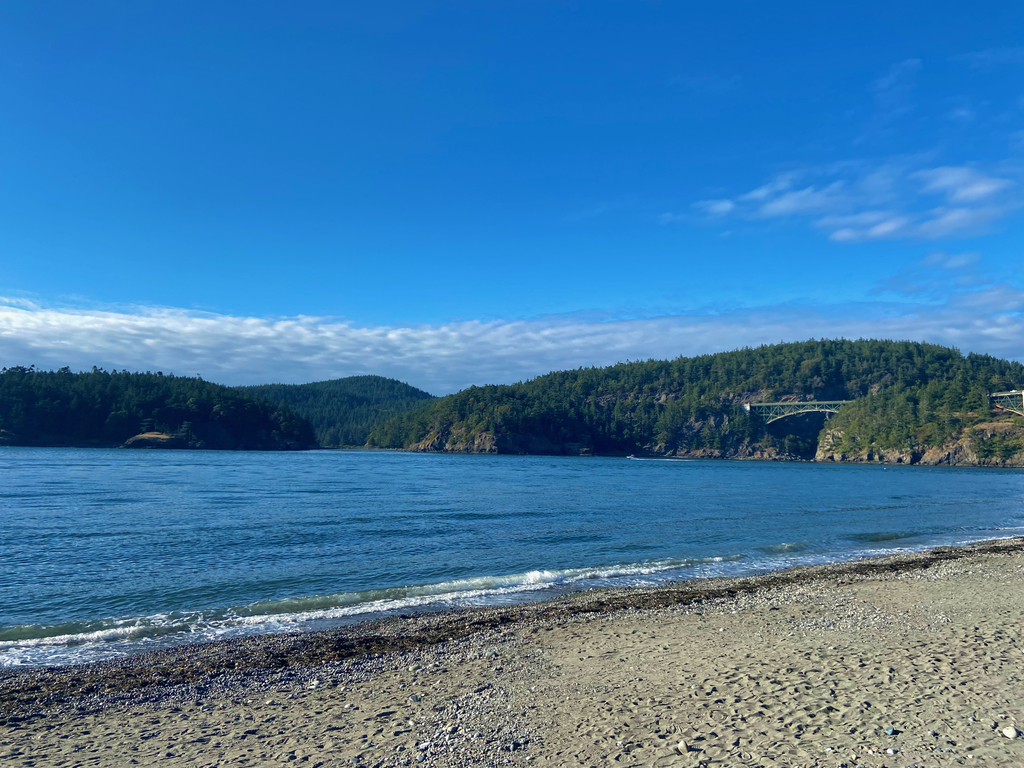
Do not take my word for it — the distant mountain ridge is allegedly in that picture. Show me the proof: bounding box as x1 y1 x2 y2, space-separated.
239 375 436 448
366 339 1024 467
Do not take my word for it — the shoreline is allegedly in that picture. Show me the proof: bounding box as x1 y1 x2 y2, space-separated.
5 529 1007 670
5 536 1024 766
8 442 1024 469
4 536 1023 713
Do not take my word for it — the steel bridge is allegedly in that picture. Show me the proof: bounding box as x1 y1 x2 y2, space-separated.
991 391 1024 417
743 400 852 424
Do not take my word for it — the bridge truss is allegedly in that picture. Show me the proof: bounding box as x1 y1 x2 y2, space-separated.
990 391 1024 417
743 400 852 424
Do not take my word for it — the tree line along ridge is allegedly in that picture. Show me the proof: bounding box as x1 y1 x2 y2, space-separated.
2 340 1023 465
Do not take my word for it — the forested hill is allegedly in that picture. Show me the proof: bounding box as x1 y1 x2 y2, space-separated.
239 375 436 447
0 367 317 450
366 340 1024 467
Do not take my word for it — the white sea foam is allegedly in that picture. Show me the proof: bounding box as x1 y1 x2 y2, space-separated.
4 532 1023 668
0 555 742 667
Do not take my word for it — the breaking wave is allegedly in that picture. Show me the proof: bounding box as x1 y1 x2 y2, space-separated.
0 555 744 667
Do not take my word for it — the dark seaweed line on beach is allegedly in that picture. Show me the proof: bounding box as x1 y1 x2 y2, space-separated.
3 536 1023 722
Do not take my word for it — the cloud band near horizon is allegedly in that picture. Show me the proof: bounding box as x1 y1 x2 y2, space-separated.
1 293 1021 394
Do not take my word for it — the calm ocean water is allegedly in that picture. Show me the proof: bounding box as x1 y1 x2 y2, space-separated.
2 448 1023 667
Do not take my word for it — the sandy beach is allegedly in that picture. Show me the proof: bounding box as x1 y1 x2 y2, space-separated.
4 538 1024 767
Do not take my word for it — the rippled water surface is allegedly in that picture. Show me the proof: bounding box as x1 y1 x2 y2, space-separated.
2 448 1023 666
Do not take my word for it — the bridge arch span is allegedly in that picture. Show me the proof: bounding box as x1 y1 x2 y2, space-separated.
743 400 852 424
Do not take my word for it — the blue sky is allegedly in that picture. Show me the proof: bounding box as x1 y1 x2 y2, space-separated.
1 2 1023 391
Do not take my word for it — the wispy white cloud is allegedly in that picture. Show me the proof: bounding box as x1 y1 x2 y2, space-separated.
915 206 1005 239
873 251 984 297
0 296 43 310
922 251 979 269
680 161 1018 242
1 286 1022 393
737 172 798 202
913 166 1011 202
754 182 846 217
951 284 1024 311
824 212 912 242
691 199 735 216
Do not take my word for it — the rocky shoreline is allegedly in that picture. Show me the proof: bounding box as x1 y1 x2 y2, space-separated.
5 537 1024 766
401 433 1024 468
0 538 1012 714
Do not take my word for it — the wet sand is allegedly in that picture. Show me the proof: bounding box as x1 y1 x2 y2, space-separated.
4 538 1024 767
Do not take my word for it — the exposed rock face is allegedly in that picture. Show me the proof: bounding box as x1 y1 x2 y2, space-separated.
121 432 189 449
405 420 1024 468
645 439 788 461
815 424 1024 467
815 446 918 464
409 429 498 454
408 431 796 460
918 439 980 467
814 431 918 464
814 429 843 460
396 389 1024 469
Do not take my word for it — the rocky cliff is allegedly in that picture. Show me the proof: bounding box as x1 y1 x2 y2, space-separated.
122 432 189 449
410 416 1024 468
815 421 1024 468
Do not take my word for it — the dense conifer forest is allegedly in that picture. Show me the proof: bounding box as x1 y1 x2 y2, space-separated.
366 340 1024 465
5 340 1024 464
239 376 436 447
0 367 316 449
